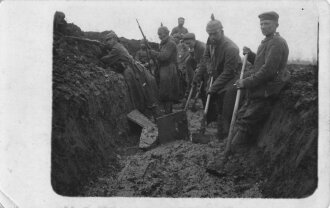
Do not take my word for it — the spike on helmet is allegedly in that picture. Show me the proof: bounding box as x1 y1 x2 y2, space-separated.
206 13 223 33
158 23 169 34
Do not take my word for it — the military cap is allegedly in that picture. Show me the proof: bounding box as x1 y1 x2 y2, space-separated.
206 14 223 33
182 33 195 40
105 30 118 40
178 17 185 20
258 11 279 22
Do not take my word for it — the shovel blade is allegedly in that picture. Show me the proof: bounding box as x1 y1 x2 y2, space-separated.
156 111 189 144
191 132 212 144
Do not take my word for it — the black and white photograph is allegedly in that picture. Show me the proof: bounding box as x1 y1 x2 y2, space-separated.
0 0 329 207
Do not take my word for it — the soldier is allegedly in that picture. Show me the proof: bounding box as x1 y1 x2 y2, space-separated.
100 31 161 119
135 40 149 66
173 33 190 101
150 25 180 114
193 14 242 141
232 11 290 150
170 17 188 37
182 33 206 104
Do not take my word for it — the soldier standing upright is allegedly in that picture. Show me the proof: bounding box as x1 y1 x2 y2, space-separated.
232 11 290 150
193 14 242 140
150 25 180 114
171 17 188 37
182 33 207 105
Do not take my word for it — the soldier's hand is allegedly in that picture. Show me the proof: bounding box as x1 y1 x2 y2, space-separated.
234 79 245 89
150 50 158 57
207 88 215 95
242 46 251 55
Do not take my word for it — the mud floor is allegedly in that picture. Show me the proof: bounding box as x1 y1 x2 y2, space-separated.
82 105 264 197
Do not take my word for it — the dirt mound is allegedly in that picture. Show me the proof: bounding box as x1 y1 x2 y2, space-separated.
52 17 137 195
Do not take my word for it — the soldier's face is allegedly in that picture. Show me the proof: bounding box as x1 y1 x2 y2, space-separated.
178 19 185 25
208 29 222 44
260 20 278 36
184 39 195 49
106 38 116 47
158 31 168 41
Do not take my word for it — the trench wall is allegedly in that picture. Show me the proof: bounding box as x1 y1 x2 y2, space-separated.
255 64 318 197
52 22 134 195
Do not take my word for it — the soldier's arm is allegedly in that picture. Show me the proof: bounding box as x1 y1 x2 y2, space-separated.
209 47 239 93
193 44 210 83
156 42 176 61
100 47 120 66
247 52 256 64
243 40 283 88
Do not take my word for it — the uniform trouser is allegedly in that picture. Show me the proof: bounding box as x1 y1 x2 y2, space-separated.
235 96 273 135
216 86 237 138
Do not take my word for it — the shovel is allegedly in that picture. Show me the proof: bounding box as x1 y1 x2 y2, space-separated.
222 54 249 163
190 77 214 144
156 86 194 144
191 81 203 112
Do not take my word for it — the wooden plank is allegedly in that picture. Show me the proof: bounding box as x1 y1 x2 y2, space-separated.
127 109 155 128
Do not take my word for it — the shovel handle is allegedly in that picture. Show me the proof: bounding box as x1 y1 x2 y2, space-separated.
204 77 214 115
224 54 248 157
184 85 194 111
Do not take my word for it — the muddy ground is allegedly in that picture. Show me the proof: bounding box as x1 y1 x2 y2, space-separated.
82 105 264 197
52 14 318 198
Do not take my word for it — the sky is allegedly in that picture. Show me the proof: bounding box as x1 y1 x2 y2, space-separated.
60 1 318 62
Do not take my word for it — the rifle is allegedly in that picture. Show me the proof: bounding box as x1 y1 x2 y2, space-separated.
63 35 107 48
136 19 159 75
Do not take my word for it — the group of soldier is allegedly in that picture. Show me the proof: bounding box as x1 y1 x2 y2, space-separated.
99 11 290 156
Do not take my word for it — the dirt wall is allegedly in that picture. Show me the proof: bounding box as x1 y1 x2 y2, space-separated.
255 64 318 197
52 20 135 195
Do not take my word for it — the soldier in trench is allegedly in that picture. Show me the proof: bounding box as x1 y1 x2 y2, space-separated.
170 17 189 37
100 31 161 119
192 14 241 141
150 25 180 114
172 33 191 102
182 33 207 107
230 11 290 151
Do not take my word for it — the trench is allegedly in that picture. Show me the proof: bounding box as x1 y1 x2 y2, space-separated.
51 15 318 197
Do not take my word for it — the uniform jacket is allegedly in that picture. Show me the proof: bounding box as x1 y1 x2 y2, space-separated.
191 40 206 69
100 42 133 69
170 26 188 36
101 42 159 112
243 32 290 98
155 36 180 102
196 35 241 94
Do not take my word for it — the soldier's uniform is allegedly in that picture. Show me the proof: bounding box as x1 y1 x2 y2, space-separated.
233 11 290 146
100 32 160 117
182 33 207 104
194 32 242 139
151 26 180 114
171 26 188 37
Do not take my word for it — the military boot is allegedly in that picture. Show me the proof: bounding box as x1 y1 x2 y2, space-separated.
205 156 227 177
231 130 248 153
216 115 228 141
164 102 173 114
